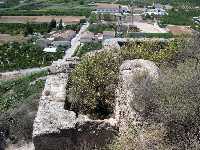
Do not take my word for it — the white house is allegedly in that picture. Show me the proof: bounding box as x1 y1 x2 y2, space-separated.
144 8 167 16
144 3 168 16
95 3 130 14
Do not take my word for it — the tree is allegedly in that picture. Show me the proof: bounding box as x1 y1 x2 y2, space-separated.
89 13 97 23
79 0 84 5
24 22 33 36
58 19 63 30
49 19 56 28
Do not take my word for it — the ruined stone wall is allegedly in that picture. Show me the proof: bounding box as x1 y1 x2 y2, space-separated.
33 57 160 150
33 57 118 150
115 59 159 133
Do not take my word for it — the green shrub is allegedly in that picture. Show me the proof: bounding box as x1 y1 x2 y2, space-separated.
75 42 102 57
120 40 180 63
66 40 180 119
66 51 120 119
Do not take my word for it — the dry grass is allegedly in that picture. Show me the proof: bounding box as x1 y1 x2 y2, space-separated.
0 16 85 24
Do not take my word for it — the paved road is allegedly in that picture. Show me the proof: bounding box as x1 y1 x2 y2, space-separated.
64 22 89 59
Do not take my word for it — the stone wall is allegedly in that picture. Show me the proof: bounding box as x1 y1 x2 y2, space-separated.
115 59 159 133
33 57 118 150
33 57 160 150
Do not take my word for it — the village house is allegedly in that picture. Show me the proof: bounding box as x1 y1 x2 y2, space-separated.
144 3 167 16
47 30 76 47
80 31 94 43
95 3 130 14
103 31 115 40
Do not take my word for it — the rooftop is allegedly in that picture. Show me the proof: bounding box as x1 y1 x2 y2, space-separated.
80 31 94 38
43 47 57 53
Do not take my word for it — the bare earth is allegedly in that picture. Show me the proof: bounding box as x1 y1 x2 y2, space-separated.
0 16 85 24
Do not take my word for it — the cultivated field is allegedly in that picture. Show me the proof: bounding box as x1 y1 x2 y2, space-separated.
0 34 27 44
0 16 85 24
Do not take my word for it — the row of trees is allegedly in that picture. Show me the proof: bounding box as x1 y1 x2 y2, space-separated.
0 19 83 36
0 23 49 35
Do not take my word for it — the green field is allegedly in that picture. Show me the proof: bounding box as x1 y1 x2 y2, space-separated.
0 0 114 16
0 42 65 72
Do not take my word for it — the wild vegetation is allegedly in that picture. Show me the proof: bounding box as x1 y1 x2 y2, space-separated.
0 42 65 72
75 42 102 57
0 72 46 145
0 71 46 112
109 34 200 149
66 40 180 119
65 33 200 148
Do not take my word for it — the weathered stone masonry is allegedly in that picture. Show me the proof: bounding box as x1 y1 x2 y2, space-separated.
33 57 118 150
33 57 160 150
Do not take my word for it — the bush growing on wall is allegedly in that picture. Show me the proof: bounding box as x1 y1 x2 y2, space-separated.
66 40 181 119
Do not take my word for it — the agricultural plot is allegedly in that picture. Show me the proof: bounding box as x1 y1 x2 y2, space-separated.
0 42 65 72
0 16 85 24
0 34 27 45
